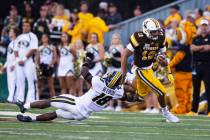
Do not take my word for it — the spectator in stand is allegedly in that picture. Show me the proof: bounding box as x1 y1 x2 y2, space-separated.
194 9 204 27
78 1 94 41
33 5 50 40
57 32 77 95
86 9 109 45
1 6 21 46
22 2 35 26
106 3 122 28
3 5 21 30
86 33 104 76
36 34 57 98
49 4 70 43
46 1 58 18
67 9 83 45
203 5 210 21
165 20 180 47
99 1 109 17
133 5 142 17
164 5 182 27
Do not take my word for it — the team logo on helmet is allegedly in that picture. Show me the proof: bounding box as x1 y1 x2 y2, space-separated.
105 71 123 89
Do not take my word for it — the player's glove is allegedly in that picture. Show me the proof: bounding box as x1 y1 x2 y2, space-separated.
167 73 174 84
82 57 93 68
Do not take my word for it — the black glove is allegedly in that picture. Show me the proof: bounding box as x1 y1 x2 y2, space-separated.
82 57 93 68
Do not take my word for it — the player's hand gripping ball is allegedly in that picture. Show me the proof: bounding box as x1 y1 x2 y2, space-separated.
157 53 168 67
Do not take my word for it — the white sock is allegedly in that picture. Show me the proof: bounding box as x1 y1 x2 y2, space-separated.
31 116 36 121
161 106 168 112
24 103 31 109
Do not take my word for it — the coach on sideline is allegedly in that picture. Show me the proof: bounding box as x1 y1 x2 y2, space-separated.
14 20 39 104
188 19 210 116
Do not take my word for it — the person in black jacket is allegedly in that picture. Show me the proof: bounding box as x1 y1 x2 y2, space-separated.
187 19 210 116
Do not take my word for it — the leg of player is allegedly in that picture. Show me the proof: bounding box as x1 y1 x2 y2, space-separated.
136 69 179 122
17 111 57 122
158 94 180 122
16 99 51 113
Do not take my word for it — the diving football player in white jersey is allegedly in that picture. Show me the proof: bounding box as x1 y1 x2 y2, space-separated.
1 28 19 103
14 21 39 104
16 58 138 122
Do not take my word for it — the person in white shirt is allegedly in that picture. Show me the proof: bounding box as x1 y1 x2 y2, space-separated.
14 21 39 104
0 28 19 103
16 58 129 122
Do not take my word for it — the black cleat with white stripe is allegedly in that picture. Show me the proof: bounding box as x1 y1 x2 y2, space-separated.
17 114 33 122
15 101 27 113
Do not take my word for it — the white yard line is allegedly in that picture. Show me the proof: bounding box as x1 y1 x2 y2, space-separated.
0 129 210 138
0 111 41 116
0 130 90 139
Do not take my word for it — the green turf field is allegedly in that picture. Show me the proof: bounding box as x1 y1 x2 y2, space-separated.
0 103 210 140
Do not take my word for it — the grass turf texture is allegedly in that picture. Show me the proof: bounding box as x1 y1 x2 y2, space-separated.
0 103 210 140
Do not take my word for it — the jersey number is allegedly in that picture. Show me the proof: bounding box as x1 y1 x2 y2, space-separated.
142 51 156 60
92 93 112 106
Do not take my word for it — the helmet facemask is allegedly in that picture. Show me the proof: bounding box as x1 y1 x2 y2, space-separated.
149 30 159 41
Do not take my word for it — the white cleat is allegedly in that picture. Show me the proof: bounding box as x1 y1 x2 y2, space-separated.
162 107 180 123
149 108 160 114
115 106 122 112
140 108 151 113
103 106 115 111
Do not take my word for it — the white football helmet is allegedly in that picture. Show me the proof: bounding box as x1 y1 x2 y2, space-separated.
142 18 161 40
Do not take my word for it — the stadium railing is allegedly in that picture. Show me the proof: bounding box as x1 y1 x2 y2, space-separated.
104 0 209 46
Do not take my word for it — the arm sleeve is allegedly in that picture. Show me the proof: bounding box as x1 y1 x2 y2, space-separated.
159 47 166 53
169 51 185 68
129 32 140 48
126 43 134 52
13 38 19 51
91 76 100 89
30 34 38 50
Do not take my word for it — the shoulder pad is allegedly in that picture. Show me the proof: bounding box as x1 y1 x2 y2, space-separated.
129 31 145 48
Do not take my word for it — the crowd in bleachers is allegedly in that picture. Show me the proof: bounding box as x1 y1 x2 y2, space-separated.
0 0 210 114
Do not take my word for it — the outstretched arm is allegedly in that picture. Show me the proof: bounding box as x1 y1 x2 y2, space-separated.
80 58 93 86
121 44 133 81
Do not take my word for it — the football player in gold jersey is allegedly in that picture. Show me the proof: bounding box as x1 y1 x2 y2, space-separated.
121 18 179 123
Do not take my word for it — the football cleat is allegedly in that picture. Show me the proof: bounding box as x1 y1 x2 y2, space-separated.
17 114 33 122
16 101 27 113
186 111 198 116
162 107 180 123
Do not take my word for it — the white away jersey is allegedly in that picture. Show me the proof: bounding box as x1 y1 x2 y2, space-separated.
14 32 38 61
77 76 124 117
